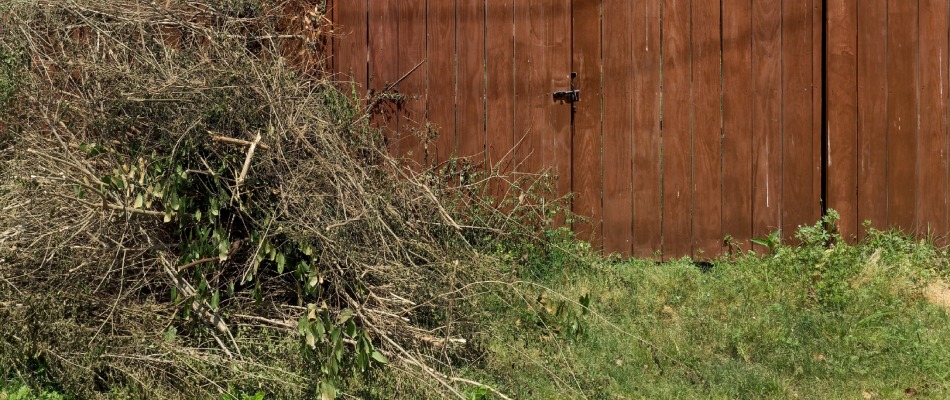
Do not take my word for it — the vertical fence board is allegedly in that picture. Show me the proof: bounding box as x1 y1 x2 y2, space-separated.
326 0 334 75
752 0 782 245
857 0 887 240
334 0 367 90
722 0 754 251
397 0 427 166
573 0 604 247
514 1 545 183
544 1 573 206
428 1 457 166
486 1 516 198
691 0 723 257
782 0 817 237
661 0 692 258
369 1 399 152
917 0 948 241
827 0 858 240
457 0 486 163
632 0 663 259
886 0 918 233
328 0 335 74
602 0 634 255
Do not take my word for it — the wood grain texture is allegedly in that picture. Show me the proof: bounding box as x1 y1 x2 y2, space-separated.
661 0 692 258
782 0 817 238
327 1 334 74
369 1 400 153
691 0 722 258
326 0 334 74
722 0 754 251
543 0 573 209
602 0 633 256
856 0 887 240
396 0 427 166
632 0 663 259
572 0 604 247
333 0 367 90
457 0 486 164
513 0 544 183
324 1 950 255
752 0 783 245
916 0 948 242
826 0 858 240
427 0 457 166
486 1 516 200
886 0 918 234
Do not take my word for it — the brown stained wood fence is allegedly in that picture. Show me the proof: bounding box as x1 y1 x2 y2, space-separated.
327 0 833 259
826 0 950 245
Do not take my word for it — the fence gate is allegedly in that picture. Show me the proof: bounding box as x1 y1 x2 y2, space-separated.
329 1 824 259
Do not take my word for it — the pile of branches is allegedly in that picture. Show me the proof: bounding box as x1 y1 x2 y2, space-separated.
0 1 538 398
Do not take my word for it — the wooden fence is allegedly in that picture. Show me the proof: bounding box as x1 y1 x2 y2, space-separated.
326 1 835 259
826 0 950 246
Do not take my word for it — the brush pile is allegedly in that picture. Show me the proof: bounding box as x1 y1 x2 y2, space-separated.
0 1 534 398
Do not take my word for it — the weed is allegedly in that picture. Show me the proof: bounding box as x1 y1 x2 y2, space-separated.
751 230 782 255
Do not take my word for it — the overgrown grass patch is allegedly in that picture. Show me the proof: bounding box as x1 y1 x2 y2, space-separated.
472 218 950 399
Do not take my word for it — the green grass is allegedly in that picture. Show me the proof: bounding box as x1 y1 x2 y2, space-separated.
0 380 65 400
465 221 950 399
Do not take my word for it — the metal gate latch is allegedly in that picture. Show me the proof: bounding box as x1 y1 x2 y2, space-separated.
553 89 580 103
553 72 580 104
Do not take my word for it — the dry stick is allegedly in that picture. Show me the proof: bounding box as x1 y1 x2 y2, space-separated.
45 191 168 217
324 212 363 231
359 59 426 119
236 132 262 189
178 240 241 272
24 120 169 218
448 378 514 400
232 314 296 330
160 257 242 358
177 256 218 272
362 319 467 399
343 292 499 400
210 133 271 150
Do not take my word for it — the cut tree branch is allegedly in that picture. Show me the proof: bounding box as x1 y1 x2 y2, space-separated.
210 132 271 150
